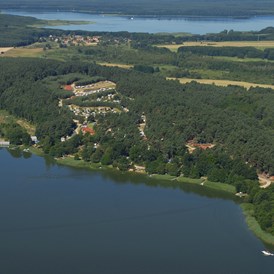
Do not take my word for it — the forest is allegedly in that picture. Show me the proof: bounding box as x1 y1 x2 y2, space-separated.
1 0 274 16
0 13 273 237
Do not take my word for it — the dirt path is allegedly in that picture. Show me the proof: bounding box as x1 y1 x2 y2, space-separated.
258 175 273 188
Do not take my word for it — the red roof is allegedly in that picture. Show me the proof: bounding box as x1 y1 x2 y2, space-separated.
193 144 214 150
187 140 214 150
82 127 95 135
64 85 73 91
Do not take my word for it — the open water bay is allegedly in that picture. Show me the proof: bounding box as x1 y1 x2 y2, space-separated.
0 149 273 273
3 10 274 34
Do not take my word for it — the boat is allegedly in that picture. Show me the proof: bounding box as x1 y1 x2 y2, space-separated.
262 250 274 256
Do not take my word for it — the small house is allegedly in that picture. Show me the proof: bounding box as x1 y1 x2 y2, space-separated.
31 136 38 144
0 141 10 147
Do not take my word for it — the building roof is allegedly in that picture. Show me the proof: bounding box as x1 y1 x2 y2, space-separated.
82 127 95 135
64 85 73 91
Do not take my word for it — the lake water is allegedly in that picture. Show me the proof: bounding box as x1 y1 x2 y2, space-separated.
3 10 274 34
0 148 273 274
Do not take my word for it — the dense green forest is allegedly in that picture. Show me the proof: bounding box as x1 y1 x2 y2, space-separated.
1 0 274 16
0 57 273 235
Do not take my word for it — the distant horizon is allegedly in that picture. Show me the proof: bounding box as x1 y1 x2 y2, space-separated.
1 0 274 17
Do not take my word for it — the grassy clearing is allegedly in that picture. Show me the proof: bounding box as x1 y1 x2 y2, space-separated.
0 47 13 53
56 156 107 170
241 203 274 246
177 176 203 184
0 110 7 123
172 77 274 90
152 174 236 193
2 47 44 58
203 180 236 193
177 176 235 193
0 110 36 134
16 119 36 135
28 147 45 157
88 81 116 89
0 110 17 124
150 174 177 181
157 41 274 51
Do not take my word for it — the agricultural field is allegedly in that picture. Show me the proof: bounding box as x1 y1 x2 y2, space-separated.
0 47 13 54
158 40 274 51
172 78 274 90
1 47 44 58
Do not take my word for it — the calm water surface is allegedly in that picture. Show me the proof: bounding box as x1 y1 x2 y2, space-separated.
0 148 273 274
3 10 274 34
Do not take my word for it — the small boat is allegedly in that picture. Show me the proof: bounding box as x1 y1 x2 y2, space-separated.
262 250 274 256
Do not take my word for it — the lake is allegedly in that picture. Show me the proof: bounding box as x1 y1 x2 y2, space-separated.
0 148 273 274
3 10 274 34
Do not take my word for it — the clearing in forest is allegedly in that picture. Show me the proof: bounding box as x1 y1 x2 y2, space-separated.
172 78 274 90
2 47 44 58
158 41 274 51
0 47 13 54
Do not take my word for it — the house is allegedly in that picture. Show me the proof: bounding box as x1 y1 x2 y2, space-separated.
82 126 95 135
64 85 73 91
31 136 38 144
0 141 10 147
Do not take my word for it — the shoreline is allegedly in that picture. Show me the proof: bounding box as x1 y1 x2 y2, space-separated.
55 155 236 194
241 203 274 247
28 148 274 247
